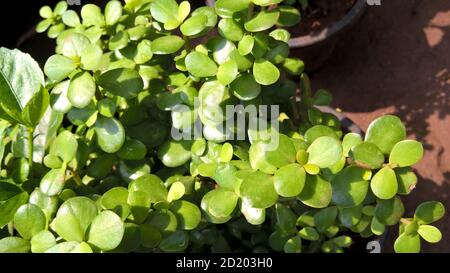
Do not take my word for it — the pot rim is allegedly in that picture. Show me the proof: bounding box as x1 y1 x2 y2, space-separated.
288 0 368 48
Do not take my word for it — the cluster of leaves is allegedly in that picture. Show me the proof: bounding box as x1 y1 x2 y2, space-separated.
0 0 444 253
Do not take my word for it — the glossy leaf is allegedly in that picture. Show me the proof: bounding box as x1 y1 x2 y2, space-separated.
417 225 442 243
298 175 332 208
170 200 201 230
44 55 76 82
95 117 126 154
365 115 406 154
98 68 144 99
350 142 385 169
240 171 278 209
253 59 280 85
394 232 421 253
414 201 445 225
307 136 343 168
87 211 124 251
273 163 306 197
371 167 398 200
185 51 218 78
389 140 424 167
13 204 46 240
151 36 185 55
332 166 369 208
244 10 280 32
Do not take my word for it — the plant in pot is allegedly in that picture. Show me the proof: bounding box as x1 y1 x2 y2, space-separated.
0 0 444 253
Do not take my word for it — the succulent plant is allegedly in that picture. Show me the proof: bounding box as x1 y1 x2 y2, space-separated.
0 0 444 253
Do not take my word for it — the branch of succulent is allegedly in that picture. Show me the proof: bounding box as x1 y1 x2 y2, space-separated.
0 0 444 253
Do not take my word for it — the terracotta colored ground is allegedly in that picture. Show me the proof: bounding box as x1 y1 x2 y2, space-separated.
310 0 450 252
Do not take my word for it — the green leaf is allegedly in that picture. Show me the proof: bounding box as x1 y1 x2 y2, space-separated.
365 115 406 154
220 143 234 162
98 68 144 99
394 232 421 253
417 225 442 243
0 47 46 126
389 140 424 167
80 44 102 71
350 142 385 169
238 35 254 56
139 224 162 249
105 0 123 26
150 0 179 24
277 5 301 27
375 196 405 226
151 36 185 55
202 188 238 218
39 6 53 18
218 18 244 41
158 140 192 168
101 187 128 209
241 202 265 225
245 10 280 32
13 204 46 240
230 74 261 101
146 209 178 234
253 59 280 85
178 1 191 22
314 207 338 231
396 167 418 195
342 132 363 157
185 51 218 78
159 230 188 253
67 72 96 109
371 167 398 199
298 175 332 208
109 30 129 51
0 237 30 253
50 81 72 113
307 136 343 168
81 4 104 27
304 125 338 144
339 206 362 228
0 182 22 201
45 241 93 253
95 117 126 154
0 192 29 228
54 197 98 242
216 0 251 17
130 174 168 204
274 163 306 197
44 55 77 82
31 230 56 253
167 182 185 202
284 236 302 253
370 216 386 236
62 10 81 27
217 60 238 86
240 171 278 209
252 0 283 6
181 15 208 37
61 33 91 58
117 139 147 161
332 166 369 208
170 200 201 230
87 211 124 251
414 201 445 225
298 227 320 241
53 131 78 163
135 40 153 64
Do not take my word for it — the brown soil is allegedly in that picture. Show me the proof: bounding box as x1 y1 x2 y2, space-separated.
290 0 357 37
308 0 450 252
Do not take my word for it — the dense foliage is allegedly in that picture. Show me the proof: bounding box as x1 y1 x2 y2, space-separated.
0 0 444 253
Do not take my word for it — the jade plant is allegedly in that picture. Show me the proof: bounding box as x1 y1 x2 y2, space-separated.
0 0 444 253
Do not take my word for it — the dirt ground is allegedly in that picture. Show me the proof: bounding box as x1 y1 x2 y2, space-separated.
310 0 450 252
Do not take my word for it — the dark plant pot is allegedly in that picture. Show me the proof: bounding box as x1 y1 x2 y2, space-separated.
320 106 389 253
289 0 368 72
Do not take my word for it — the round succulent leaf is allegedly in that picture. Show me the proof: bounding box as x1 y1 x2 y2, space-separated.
241 202 266 225
117 139 147 161
277 5 301 27
53 131 78 162
269 29 291 43
159 230 189 253
230 73 261 101
371 167 398 200
62 33 90 58
396 167 418 195
370 216 386 236
307 136 343 168
50 80 72 113
81 4 104 27
298 227 319 241
170 200 201 230
13 204 46 240
150 0 179 24
332 166 369 208
31 230 56 253
217 60 238 86
157 140 192 168
151 36 185 55
375 196 405 226
298 175 332 208
45 241 92 253
55 197 98 242
67 72 96 109
0 237 30 253
98 68 144 99
40 168 66 197
339 206 362 228
202 188 239 218
284 235 302 253
62 10 81 27
105 0 123 26
167 182 185 202
100 187 129 210
181 14 208 37
215 0 251 17
218 18 244 41
129 174 168 204
417 225 442 243
394 232 421 253
342 132 363 157
185 51 218 78
304 125 338 144
192 6 218 28
139 224 162 248
389 140 424 167
220 143 234 163
314 207 338 232
274 163 306 197
95 117 126 154
109 30 129 51
240 171 278 209
178 1 191 22
264 134 297 168
87 210 124 251
238 35 255 56
414 201 445 225
80 44 102 71
350 142 385 169
44 55 77 82
244 10 280 32
253 59 280 85
365 115 406 154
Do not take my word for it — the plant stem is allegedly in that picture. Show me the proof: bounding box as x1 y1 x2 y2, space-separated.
27 127 34 172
